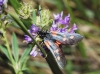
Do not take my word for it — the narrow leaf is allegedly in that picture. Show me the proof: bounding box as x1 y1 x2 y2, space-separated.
19 45 32 63
32 8 36 24
21 68 30 71
0 45 10 60
12 33 19 62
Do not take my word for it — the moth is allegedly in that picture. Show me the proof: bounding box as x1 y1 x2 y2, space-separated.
38 30 83 69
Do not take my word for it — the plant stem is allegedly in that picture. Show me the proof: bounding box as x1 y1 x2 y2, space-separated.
2 28 14 64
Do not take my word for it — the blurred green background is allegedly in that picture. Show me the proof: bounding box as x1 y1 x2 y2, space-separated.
1 0 100 74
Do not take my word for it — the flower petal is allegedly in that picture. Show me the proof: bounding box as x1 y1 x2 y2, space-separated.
0 0 4 5
58 28 67 33
30 45 38 57
24 35 32 43
53 11 63 22
69 23 78 33
58 14 70 28
50 21 58 31
31 24 40 33
64 14 70 24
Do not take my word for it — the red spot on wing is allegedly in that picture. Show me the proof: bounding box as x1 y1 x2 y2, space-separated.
54 42 59 47
44 41 51 48
51 31 58 36
54 40 62 47
56 40 62 45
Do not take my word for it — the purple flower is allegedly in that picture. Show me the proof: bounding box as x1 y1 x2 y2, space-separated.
50 21 58 31
53 12 70 26
30 45 49 57
59 14 70 28
24 25 40 43
50 12 77 33
53 11 63 23
69 23 77 33
30 45 38 57
0 0 8 14
0 0 3 14
24 35 32 43
58 28 67 33
51 12 70 32
30 24 40 33
0 0 4 6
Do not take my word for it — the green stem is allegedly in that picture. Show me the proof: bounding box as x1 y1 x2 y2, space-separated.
2 28 14 64
2 28 23 74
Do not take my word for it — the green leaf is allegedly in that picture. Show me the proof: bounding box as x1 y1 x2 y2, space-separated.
0 45 10 60
21 68 30 71
32 9 36 24
19 45 32 63
12 33 19 62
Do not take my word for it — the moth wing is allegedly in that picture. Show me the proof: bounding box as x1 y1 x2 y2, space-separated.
44 38 66 69
50 31 83 45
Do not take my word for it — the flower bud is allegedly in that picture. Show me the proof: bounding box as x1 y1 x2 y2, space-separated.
18 2 33 19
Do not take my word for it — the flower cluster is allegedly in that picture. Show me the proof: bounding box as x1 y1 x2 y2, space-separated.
24 24 44 57
0 0 11 30
0 0 4 6
0 0 4 14
36 9 53 28
24 24 40 43
18 2 33 19
50 11 77 33
24 11 78 57
0 0 8 14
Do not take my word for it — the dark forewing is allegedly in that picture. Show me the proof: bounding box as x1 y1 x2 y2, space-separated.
49 31 83 45
44 38 66 69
